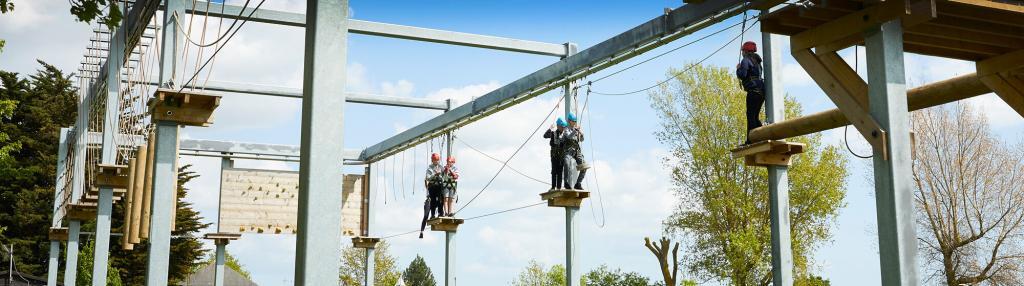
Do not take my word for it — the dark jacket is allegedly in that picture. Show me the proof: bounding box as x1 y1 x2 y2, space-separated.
544 129 564 157
562 127 584 155
736 52 764 92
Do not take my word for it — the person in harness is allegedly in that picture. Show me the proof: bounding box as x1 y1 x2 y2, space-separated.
441 156 460 217
563 113 588 190
419 153 445 239
543 118 568 190
736 41 765 145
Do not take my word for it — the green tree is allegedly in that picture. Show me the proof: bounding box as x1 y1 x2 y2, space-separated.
510 260 566 286
110 164 211 285
581 265 657 286
194 249 253 280
340 241 401 286
649 64 847 285
76 240 124 286
402 255 436 286
0 61 78 276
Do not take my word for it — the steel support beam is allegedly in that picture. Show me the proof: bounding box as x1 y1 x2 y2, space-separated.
565 207 579 286
865 19 918 285
363 166 375 286
47 128 70 286
359 0 768 162
294 0 348 284
763 30 793 286
129 80 450 110
184 3 567 57
214 242 227 286
363 248 375 286
63 220 81 286
444 231 456 286
146 0 185 283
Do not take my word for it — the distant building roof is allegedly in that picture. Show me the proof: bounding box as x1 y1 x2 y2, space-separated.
183 264 257 286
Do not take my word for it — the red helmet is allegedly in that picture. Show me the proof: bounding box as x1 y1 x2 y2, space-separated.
447 156 456 163
431 153 440 161
741 41 757 52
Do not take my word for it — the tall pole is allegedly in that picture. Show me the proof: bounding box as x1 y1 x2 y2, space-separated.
363 247 375 286
445 231 456 286
213 158 232 286
64 221 81 286
364 166 375 286
561 42 581 286
294 0 348 284
865 19 918 285
48 128 70 286
213 242 227 286
762 31 793 286
145 0 185 284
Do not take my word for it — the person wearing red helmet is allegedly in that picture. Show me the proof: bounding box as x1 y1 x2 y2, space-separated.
442 156 460 216
420 153 445 238
736 41 765 145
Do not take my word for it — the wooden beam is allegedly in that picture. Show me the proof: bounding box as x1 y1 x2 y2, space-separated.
791 0 909 52
793 48 888 158
978 49 1024 117
946 0 1024 13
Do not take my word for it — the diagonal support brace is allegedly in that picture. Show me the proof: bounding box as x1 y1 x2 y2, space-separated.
977 49 1024 118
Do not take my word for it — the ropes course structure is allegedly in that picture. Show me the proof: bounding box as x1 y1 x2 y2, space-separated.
44 1 1024 285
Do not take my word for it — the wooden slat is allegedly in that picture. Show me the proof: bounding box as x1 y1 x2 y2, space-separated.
791 0 908 52
980 75 1024 117
938 1 1024 28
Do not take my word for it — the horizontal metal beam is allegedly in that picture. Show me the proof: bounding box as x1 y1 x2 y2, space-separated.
130 80 451 110
359 0 770 162
83 132 362 162
183 3 568 57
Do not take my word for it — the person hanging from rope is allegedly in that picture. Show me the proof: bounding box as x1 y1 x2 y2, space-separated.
736 41 765 145
441 156 460 217
419 153 446 238
563 112 589 190
543 118 568 190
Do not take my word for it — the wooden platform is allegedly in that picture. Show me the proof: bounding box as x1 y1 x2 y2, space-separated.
351 236 381 249
427 217 464 232
93 164 130 189
148 88 221 126
203 232 242 245
730 140 807 167
761 0 1024 62
66 203 98 220
49 227 69 241
540 189 590 208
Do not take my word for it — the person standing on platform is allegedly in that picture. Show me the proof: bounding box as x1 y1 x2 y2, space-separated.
419 153 445 238
543 118 568 190
736 41 765 145
563 113 588 190
441 156 460 217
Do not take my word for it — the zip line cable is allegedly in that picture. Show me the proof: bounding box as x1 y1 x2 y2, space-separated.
176 0 266 91
455 136 549 185
590 18 760 96
586 15 756 86
379 201 547 239
454 94 566 215
580 89 607 228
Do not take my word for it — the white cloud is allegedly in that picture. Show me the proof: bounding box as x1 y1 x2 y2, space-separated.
782 63 813 88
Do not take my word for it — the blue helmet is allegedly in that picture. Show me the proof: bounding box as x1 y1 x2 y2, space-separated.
567 112 578 122
556 118 568 127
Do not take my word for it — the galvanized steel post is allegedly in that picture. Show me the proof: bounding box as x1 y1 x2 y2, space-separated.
64 220 80 286
47 128 70 286
445 231 456 286
762 31 793 286
214 243 226 286
865 19 919 285
91 19 126 285
294 0 348 284
565 207 579 286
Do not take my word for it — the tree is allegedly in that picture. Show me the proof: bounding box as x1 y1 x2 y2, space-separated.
194 249 253 280
76 240 124 286
110 164 211 285
340 241 401 286
649 64 848 285
510 260 565 286
0 61 77 276
581 265 657 286
0 0 123 28
402 255 436 286
644 237 678 286
911 103 1024 285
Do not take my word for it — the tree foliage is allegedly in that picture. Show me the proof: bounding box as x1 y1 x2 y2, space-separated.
402 255 436 286
76 240 123 286
648 64 848 285
510 260 566 286
0 61 77 276
581 265 660 286
912 103 1024 285
340 241 401 286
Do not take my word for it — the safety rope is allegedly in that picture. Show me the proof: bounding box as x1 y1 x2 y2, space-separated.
454 136 549 185
845 46 872 159
177 0 267 92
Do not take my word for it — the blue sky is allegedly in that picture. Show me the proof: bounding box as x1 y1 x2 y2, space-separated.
2 0 1022 285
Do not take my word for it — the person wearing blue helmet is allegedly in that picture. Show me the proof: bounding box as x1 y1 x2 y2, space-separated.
543 118 568 190
563 113 588 190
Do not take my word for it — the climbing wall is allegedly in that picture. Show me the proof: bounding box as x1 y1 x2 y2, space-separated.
219 167 367 236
